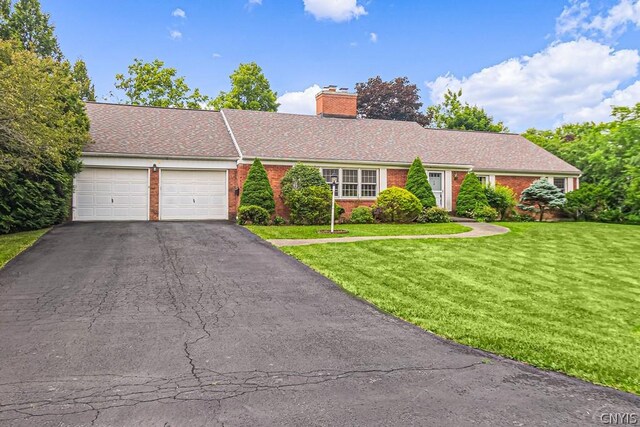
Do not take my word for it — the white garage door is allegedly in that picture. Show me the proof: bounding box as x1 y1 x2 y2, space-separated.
74 168 148 221
160 170 227 220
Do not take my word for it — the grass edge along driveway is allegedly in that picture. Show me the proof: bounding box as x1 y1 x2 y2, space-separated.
282 222 640 395
0 228 50 269
246 222 471 239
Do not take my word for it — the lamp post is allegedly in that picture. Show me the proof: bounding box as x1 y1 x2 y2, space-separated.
330 174 338 233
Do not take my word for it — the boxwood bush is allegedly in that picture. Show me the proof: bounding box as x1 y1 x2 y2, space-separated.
417 206 451 223
472 205 498 222
349 206 374 224
373 187 422 223
286 186 333 225
237 205 270 225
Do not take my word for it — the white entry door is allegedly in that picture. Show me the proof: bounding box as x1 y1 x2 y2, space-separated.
428 171 444 208
74 168 148 221
160 170 227 220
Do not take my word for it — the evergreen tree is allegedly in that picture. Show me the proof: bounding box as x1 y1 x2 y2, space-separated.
519 179 566 221
72 58 95 101
405 157 436 208
1 0 62 60
212 62 278 111
240 158 275 213
455 172 489 217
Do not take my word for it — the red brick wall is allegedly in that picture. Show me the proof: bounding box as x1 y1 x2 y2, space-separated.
149 169 159 221
387 169 408 188
495 175 540 198
336 200 376 219
228 169 238 219
315 92 357 118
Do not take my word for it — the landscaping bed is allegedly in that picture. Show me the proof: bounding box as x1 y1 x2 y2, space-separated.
246 223 470 240
0 228 50 268
282 222 640 395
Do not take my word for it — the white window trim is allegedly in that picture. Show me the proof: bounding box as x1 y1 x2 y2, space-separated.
320 167 380 200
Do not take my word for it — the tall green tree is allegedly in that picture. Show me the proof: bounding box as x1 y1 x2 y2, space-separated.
405 157 436 207
115 58 209 108
0 0 62 59
428 89 508 133
72 58 95 101
355 76 431 126
523 103 640 217
0 40 90 233
240 158 275 213
212 62 278 111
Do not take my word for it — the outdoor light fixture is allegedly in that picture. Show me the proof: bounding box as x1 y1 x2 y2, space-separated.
454 172 458 180
152 163 158 172
330 174 338 233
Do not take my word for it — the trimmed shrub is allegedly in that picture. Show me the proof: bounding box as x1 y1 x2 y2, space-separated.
373 187 422 223
562 183 607 221
237 205 269 225
350 206 374 224
417 207 451 223
518 179 566 221
598 208 624 223
472 205 498 222
405 157 436 208
240 158 275 213
485 184 517 220
271 216 286 226
456 172 489 217
286 186 333 225
280 163 328 201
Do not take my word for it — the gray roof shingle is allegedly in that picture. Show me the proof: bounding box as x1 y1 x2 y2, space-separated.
222 109 580 174
84 102 238 158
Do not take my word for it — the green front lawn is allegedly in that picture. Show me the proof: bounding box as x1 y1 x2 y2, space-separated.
283 222 640 395
246 223 471 239
0 228 50 269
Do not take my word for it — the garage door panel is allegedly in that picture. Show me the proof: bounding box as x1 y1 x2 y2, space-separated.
74 168 148 221
160 170 227 220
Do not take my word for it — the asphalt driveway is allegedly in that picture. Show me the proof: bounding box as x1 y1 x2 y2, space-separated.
0 222 637 426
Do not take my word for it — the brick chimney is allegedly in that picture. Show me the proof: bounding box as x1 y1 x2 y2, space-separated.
315 85 357 118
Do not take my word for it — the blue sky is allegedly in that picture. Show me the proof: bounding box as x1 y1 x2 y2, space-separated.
43 0 640 131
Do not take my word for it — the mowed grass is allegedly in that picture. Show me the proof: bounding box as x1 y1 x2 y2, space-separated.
0 228 49 269
246 223 470 239
283 222 640 395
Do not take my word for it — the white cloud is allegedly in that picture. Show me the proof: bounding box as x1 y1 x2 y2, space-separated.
172 8 186 18
349 41 358 47
369 32 377 42
556 0 640 38
169 29 182 40
277 84 321 115
303 0 366 22
563 80 640 122
246 0 262 10
426 39 640 130
212 53 222 59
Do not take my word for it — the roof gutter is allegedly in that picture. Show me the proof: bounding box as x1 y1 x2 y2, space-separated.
81 152 239 161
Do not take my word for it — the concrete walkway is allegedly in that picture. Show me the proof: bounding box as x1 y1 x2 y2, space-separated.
268 221 510 247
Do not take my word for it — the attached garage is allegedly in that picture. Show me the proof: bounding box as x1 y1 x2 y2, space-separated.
160 170 228 220
73 168 149 221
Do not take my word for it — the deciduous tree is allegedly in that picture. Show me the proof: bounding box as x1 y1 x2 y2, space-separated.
428 89 507 132
72 58 95 101
0 0 62 59
115 59 209 108
356 76 431 126
212 62 278 111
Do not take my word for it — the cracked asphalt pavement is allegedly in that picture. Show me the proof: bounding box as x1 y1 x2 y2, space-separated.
0 222 637 426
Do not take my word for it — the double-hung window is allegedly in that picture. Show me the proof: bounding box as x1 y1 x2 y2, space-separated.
477 175 489 186
553 177 566 193
320 168 378 198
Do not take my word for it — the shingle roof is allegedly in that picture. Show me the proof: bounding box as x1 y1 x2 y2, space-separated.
84 102 238 158
222 109 580 174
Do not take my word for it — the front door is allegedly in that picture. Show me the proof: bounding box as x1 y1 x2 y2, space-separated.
428 172 444 208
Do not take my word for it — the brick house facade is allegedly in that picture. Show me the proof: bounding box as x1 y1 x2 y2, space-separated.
76 87 580 222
